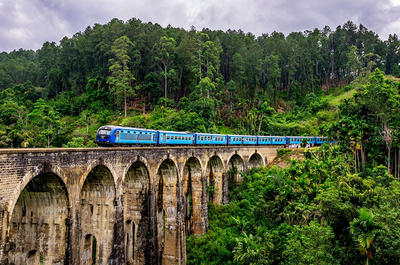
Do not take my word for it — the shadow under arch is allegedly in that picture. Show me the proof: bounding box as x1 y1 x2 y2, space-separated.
227 154 245 182
80 165 116 265
249 153 264 169
182 157 203 235
124 160 150 264
6 172 69 265
205 155 224 205
155 158 179 264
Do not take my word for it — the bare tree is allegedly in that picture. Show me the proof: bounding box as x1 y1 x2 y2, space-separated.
380 123 393 176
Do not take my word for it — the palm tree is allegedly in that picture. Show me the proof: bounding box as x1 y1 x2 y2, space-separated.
350 208 388 265
233 232 272 265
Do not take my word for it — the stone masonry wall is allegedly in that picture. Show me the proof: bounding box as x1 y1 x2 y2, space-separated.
0 146 279 265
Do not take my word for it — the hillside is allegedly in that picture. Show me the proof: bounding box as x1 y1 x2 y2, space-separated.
1 19 400 148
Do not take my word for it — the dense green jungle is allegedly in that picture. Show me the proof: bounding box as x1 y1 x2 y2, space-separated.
2 18 400 264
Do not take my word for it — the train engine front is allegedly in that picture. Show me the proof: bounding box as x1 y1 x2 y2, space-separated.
95 126 116 146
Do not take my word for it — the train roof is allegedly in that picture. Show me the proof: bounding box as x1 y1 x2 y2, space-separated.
157 130 194 134
98 125 158 132
257 135 286 138
195 133 227 136
286 136 315 138
227 135 258 137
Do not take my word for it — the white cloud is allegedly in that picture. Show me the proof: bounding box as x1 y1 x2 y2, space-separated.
2 0 400 52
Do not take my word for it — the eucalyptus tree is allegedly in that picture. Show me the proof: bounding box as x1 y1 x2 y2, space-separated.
153 36 177 99
107 35 136 117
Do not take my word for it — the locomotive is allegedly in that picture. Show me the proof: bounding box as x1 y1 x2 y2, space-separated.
95 125 332 147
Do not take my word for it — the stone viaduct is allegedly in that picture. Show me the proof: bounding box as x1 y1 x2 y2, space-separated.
0 145 280 265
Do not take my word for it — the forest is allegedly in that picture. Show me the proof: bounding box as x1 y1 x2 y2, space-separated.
1 19 400 149
2 18 400 263
188 144 400 265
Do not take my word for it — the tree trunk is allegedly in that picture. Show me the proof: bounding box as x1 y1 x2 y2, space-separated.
388 147 391 176
258 114 263 135
354 146 357 174
360 141 366 171
164 64 168 99
124 87 127 117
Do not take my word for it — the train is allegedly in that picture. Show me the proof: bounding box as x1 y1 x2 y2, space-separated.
95 125 333 147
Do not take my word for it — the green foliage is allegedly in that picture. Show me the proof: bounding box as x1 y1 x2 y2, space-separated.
277 148 292 157
188 145 400 264
283 220 339 265
62 137 86 148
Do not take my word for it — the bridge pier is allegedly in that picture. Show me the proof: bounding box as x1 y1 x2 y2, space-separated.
0 146 279 264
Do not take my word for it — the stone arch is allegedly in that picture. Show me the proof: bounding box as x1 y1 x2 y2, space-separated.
182 157 203 235
80 165 116 265
124 160 150 264
79 159 116 193
7 163 66 216
248 153 264 169
227 154 245 182
122 156 152 184
6 172 69 265
205 155 224 205
155 159 179 264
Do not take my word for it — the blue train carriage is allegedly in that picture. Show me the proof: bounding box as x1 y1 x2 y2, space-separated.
287 136 316 145
315 136 329 145
95 126 158 146
242 135 257 145
228 135 242 145
158 130 194 145
257 136 274 145
194 133 228 145
271 136 288 145
227 135 257 145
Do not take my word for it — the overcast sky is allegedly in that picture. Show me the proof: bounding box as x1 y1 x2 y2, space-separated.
2 0 400 52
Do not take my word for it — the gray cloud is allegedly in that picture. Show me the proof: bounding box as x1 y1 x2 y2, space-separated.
2 0 400 52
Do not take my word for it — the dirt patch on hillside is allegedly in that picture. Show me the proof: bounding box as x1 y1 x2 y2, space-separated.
268 148 306 169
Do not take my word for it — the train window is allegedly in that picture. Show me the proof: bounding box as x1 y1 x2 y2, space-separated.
167 136 170 139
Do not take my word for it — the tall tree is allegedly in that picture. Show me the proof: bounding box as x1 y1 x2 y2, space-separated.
107 35 136 117
153 36 177 99
350 208 387 265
